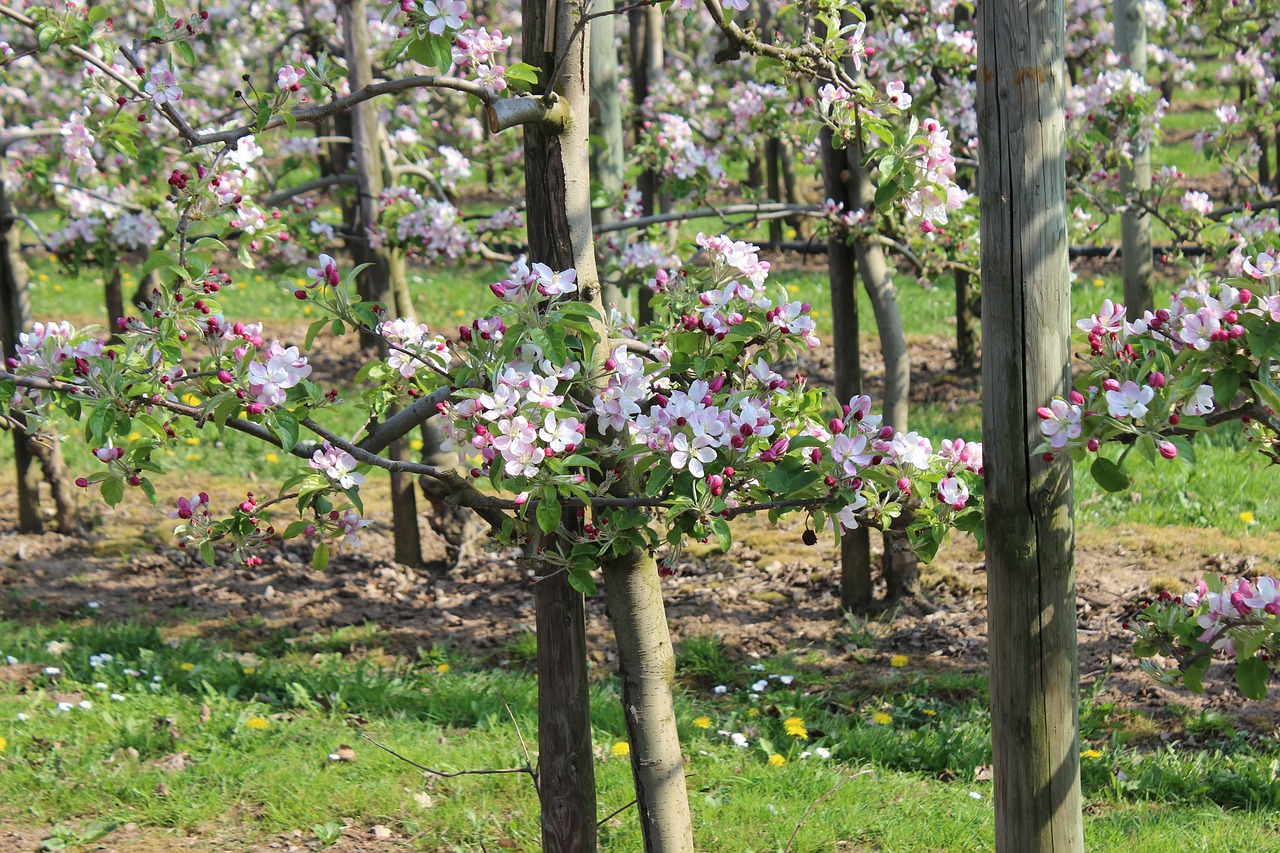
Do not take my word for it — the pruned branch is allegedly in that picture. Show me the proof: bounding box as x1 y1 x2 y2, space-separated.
358 733 537 784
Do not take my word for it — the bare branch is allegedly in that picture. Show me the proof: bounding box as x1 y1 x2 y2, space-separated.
593 203 827 235
260 173 360 207
358 733 537 783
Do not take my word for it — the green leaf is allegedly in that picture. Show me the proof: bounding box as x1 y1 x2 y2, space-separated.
273 411 300 452
536 495 562 534
304 318 328 350
505 62 541 85
406 35 452 70
873 179 900 209
1089 457 1130 493
710 518 732 553
567 566 596 596
175 40 195 66
1235 657 1269 701
1182 660 1208 694
282 110 297 132
89 6 110 23
139 478 157 505
255 104 272 132
313 541 330 571
100 477 124 507
1252 375 1280 417
1211 370 1241 409
199 540 216 566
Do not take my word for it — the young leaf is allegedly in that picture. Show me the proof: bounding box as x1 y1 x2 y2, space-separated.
1234 657 1268 701
313 541 330 571
536 495 562 534
1089 457 1130 493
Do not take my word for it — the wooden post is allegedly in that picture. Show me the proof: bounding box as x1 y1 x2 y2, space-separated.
819 127 872 611
954 268 979 373
1115 0 1153 317
977 2 1083 851
523 0 602 847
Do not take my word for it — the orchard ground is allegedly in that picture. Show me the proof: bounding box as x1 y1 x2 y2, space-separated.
3 297 1280 850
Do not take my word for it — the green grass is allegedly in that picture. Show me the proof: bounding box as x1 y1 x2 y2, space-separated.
2 620 1279 850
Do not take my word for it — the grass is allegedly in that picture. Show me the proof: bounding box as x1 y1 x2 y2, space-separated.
2 620 1279 850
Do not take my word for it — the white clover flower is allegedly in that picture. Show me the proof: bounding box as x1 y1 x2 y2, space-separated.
55 702 73 712
78 700 93 710
713 685 727 694
110 694 125 702
751 679 768 692
43 666 61 676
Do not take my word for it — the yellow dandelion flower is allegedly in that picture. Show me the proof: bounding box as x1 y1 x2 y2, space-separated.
1240 511 1256 524
263 307 273 315
127 432 142 442
295 278 307 287
922 709 937 717
454 308 466 317
890 655 908 668
410 439 424 451
0 734 7 751
185 437 200 446
245 716 270 730
37 273 49 282
436 663 451 674
783 717 809 740
611 741 630 756
243 667 256 675
787 285 800 293
693 716 712 729
748 707 760 717
185 453 200 461
768 753 786 766
179 662 195 671
872 711 892 726
1082 749 1103 760
1093 278 1105 288
303 305 313 316
53 284 63 293
265 453 279 464
235 281 246 289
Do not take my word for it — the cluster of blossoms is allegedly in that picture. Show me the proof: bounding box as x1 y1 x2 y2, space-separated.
377 318 451 378
1035 251 1280 468
1133 573 1280 700
904 118 970 230
246 342 311 410
370 186 471 260
450 26 511 95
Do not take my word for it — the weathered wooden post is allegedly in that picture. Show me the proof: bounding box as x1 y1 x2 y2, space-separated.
976 1 1083 851
1116 0 1153 316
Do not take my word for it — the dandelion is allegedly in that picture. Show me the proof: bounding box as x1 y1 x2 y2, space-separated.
436 663 451 674
783 717 809 740
180 662 195 671
768 753 787 766
1240 511 1256 525
872 711 892 725
611 741 630 756
265 453 279 464
693 717 712 729
410 439 424 451
889 655 908 668
0 735 6 750
748 707 760 717
245 716 270 730
185 437 200 446
1081 749 1103 760
922 708 937 717
243 667 256 675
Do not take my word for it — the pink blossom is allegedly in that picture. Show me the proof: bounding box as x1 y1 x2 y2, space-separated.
144 64 182 105
1104 380 1154 419
1037 399 1083 449
937 476 969 510
247 342 311 407
277 65 306 91
1182 384 1215 417
309 442 365 489
835 495 869 533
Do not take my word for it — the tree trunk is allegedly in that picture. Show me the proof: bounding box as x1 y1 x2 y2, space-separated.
601 550 694 852
819 127 872 611
955 268 979 373
977 3 1083 851
766 137 783 243
1115 0 1153 317
0 156 42 533
105 264 126 343
589 0 628 316
629 4 663 325
28 434 79 534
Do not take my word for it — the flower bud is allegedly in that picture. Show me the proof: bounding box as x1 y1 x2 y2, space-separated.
1087 438 1100 452
1035 407 1054 420
1102 378 1120 392
829 417 845 433
1158 441 1177 460
246 402 265 415
1147 371 1166 388
75 477 89 488
1069 390 1085 405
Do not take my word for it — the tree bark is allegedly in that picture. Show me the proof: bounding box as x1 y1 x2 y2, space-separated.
954 268 979 373
1115 0 1153 317
977 2 1083 851
0 151 42 533
28 434 79 534
105 264 126 343
819 127 872 611
589 0 629 315
629 4 664 326
601 549 694 852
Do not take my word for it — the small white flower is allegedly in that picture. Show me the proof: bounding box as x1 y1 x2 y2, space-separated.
730 732 749 748
123 668 141 677
15 713 29 721
328 752 342 762
87 601 102 609
110 694 125 702
713 685 727 695
55 702 73 712
94 682 108 690
751 679 768 692
5 655 17 665
43 666 61 676
778 675 794 685
78 700 93 710
748 663 766 672
148 682 160 691
969 791 983 800
814 747 831 759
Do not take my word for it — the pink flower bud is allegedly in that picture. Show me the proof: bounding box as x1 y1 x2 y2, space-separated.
217 370 233 384
1239 289 1253 305
896 477 910 490
829 417 845 433
878 426 894 440
75 477 89 488
1069 390 1085 405
1102 378 1120 392
514 491 529 506
1147 371 1166 388
1158 441 1177 460
1035 407 1054 420
246 402 265 415
1087 438 1100 452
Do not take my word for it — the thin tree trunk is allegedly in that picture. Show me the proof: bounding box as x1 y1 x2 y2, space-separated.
977 2 1083 851
28 435 79 533
105 264 126 342
0 155 41 533
589 0 628 315
766 137 783 243
955 268 979 373
1116 0 1153 317
629 4 663 325
819 127 872 611
601 549 694 852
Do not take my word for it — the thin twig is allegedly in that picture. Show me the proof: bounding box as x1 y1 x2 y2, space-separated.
783 768 873 853
358 733 537 782
596 798 637 828
496 690 539 796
